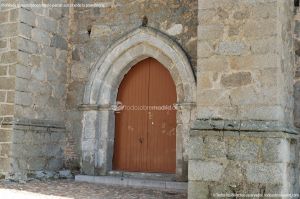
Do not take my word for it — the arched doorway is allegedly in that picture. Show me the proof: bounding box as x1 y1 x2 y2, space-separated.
113 58 176 173
81 27 196 180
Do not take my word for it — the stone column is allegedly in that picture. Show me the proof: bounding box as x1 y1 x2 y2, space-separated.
0 0 70 179
80 105 115 176
0 1 18 178
189 0 299 198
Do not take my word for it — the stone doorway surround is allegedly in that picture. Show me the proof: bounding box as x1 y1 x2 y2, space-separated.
79 27 196 180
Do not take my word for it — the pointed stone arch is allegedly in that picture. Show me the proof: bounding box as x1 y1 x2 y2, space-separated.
81 27 196 179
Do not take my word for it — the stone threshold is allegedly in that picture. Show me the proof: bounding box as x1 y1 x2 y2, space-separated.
108 171 177 181
75 175 187 192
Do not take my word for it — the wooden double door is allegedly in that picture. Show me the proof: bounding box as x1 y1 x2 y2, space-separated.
112 58 176 173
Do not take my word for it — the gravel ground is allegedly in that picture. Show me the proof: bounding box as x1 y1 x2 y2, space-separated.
0 179 187 199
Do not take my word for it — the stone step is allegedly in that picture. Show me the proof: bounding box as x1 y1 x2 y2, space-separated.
108 171 176 181
75 175 187 192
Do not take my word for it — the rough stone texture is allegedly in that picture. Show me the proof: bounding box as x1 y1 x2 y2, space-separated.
197 0 295 126
0 4 18 178
294 6 300 129
0 1 69 179
190 0 299 198
188 130 299 197
10 122 65 180
188 181 208 199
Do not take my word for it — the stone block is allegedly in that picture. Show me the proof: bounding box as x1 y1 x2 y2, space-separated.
197 56 229 72
0 143 11 157
15 91 32 106
238 105 284 121
229 86 276 106
221 161 245 184
41 46 56 57
18 23 32 39
0 39 7 49
0 91 5 102
50 35 68 50
91 25 112 38
82 152 95 175
49 7 64 19
31 28 51 45
8 64 16 76
249 37 277 54
198 0 234 10
6 91 14 103
16 64 31 79
0 10 9 23
228 54 277 70
221 72 252 88
9 9 18 22
217 41 247 56
17 51 31 67
0 66 7 76
1 51 17 64
31 65 46 81
166 24 183 36
15 77 29 92
197 89 231 106
0 104 14 116
17 37 38 54
0 157 10 171
197 72 212 89
0 23 17 38
0 77 15 90
227 139 260 161
197 25 224 41
188 136 205 160
250 2 277 19
197 41 214 58
263 138 292 163
36 17 57 33
82 139 95 152
204 136 226 159
188 181 209 199
210 185 234 198
10 38 17 50
188 160 225 181
246 163 284 184
242 19 276 38
71 63 88 80
19 8 36 26
233 10 250 20
30 55 41 67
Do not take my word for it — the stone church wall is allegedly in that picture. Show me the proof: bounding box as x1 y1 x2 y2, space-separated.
0 0 299 197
